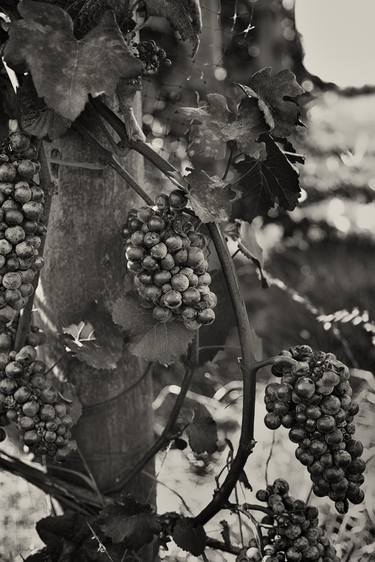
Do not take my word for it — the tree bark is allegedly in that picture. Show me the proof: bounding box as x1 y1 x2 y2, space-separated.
37 97 156 549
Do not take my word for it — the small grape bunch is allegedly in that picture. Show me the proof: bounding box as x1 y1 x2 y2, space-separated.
264 345 365 513
136 39 172 73
0 345 74 459
122 190 217 331
0 125 45 319
257 479 339 562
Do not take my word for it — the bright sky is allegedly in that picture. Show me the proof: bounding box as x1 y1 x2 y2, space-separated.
295 0 375 88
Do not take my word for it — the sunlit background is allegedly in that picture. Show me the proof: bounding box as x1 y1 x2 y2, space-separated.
295 0 375 87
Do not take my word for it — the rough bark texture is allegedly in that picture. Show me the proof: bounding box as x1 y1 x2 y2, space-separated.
37 105 155 510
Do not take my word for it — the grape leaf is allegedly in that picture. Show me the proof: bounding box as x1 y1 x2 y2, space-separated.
231 136 301 223
186 169 234 223
99 504 160 547
186 404 218 454
36 512 89 553
111 292 195 364
144 0 202 55
4 0 143 121
172 517 206 556
179 93 269 160
239 68 304 137
62 305 124 370
18 78 71 140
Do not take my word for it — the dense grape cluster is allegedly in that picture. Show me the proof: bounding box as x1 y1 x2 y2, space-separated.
264 346 365 513
0 127 45 320
123 191 217 331
257 479 339 562
136 40 172 73
0 345 74 459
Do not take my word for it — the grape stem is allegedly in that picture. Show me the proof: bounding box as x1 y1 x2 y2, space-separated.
14 142 54 351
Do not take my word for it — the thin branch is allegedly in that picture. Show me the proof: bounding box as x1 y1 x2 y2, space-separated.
264 431 276 487
142 469 193 515
77 446 105 507
105 362 195 494
73 122 154 206
82 363 153 416
0 449 103 514
89 98 189 191
14 142 54 351
234 484 245 548
206 537 241 555
194 223 272 526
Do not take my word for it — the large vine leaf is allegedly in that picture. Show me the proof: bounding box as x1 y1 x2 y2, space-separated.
144 0 202 55
186 169 234 223
172 517 207 556
179 93 270 161
18 78 71 140
239 68 304 137
231 136 301 223
4 0 143 121
186 404 218 454
111 292 195 364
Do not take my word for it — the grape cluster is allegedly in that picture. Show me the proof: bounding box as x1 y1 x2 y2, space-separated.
257 479 339 562
0 323 46 353
264 346 365 513
136 39 172 72
0 128 45 320
0 345 74 459
123 191 217 331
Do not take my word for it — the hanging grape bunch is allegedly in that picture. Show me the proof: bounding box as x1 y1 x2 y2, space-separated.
0 125 45 319
256 479 339 562
264 346 365 514
122 190 217 331
135 40 172 73
0 344 74 460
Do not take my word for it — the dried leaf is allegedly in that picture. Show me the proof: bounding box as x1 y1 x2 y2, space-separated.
179 93 269 160
172 517 206 556
187 169 234 223
231 136 301 223
239 68 304 137
4 0 143 121
111 293 194 364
